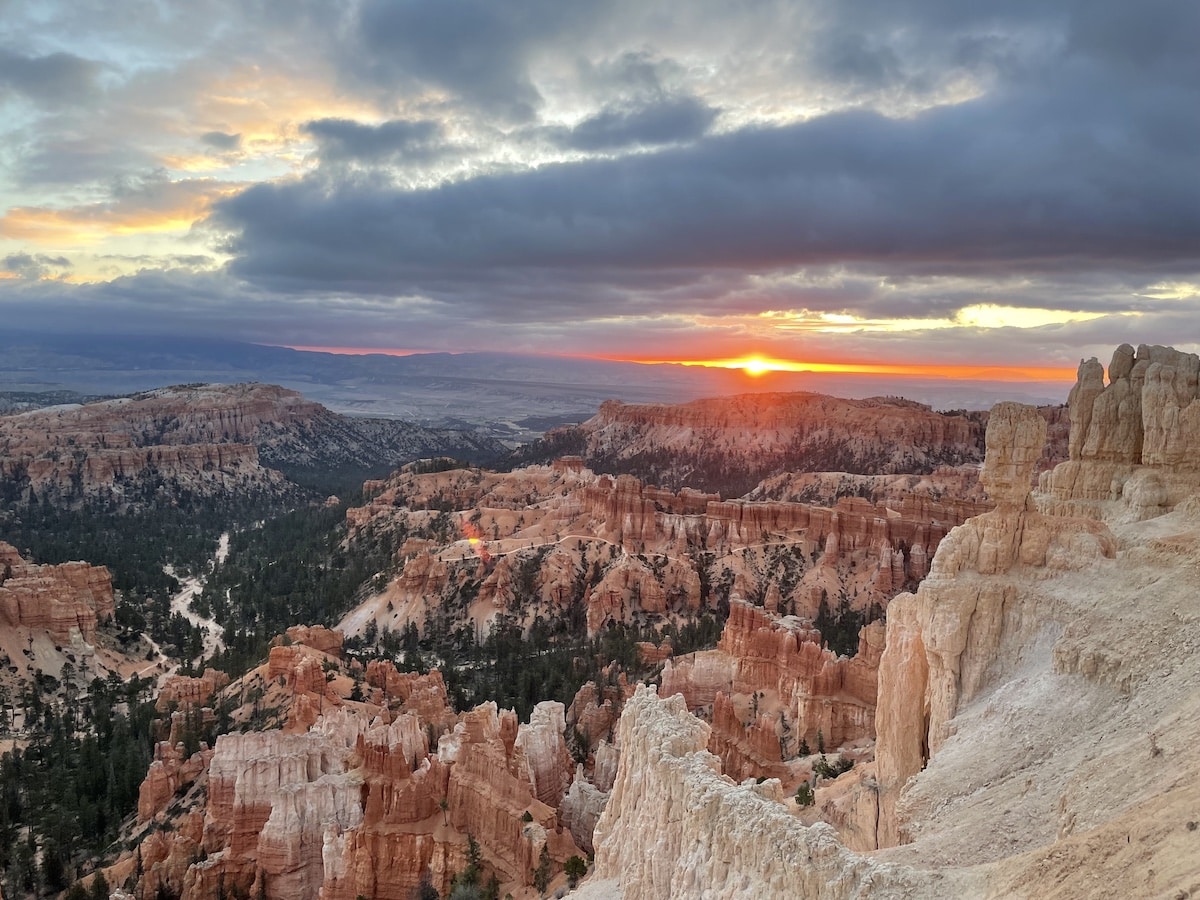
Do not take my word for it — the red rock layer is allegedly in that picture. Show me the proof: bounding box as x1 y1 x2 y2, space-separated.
155 669 231 712
587 393 979 454
345 462 987 644
133 646 590 900
661 601 881 766
566 675 634 764
138 741 214 822
0 541 114 642
277 624 344 656
1043 344 1200 512
0 383 313 506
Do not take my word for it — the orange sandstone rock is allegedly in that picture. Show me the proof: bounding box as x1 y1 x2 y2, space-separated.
0 542 114 642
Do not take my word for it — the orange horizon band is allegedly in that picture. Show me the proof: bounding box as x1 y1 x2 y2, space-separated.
276 345 1077 382
599 356 1078 382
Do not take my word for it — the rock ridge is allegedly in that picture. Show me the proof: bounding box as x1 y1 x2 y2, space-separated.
591 684 946 898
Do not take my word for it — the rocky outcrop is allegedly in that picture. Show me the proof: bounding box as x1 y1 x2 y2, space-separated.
0 435 277 509
204 725 365 898
514 701 574 809
0 541 114 642
363 662 458 732
129 640 591 900
1042 344 1200 518
277 625 344 656
571 393 985 495
566 676 635 765
661 601 881 782
344 460 985 643
560 766 609 856
138 740 214 822
155 668 231 712
747 466 987 507
0 382 503 510
873 402 1116 848
591 685 940 898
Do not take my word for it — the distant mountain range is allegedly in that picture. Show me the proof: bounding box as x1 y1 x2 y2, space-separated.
0 331 1066 441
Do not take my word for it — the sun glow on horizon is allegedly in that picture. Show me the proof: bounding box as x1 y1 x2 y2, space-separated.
737 357 776 376
270 344 1077 383
625 356 1078 383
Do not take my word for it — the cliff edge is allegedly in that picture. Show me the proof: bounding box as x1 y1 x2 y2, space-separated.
592 345 1200 899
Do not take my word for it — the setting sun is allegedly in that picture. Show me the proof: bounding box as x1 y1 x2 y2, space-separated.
617 354 1078 383
739 357 773 376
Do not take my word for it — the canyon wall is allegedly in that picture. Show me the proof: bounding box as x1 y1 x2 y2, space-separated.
0 382 503 509
593 352 1200 896
571 392 985 495
342 460 988 643
660 601 881 785
873 402 1116 847
0 385 295 506
0 541 114 642
590 685 954 899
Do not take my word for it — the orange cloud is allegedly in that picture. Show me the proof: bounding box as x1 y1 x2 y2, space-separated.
185 66 399 159
0 180 242 246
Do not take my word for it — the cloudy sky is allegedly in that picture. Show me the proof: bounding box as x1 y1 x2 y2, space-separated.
1 0 1198 378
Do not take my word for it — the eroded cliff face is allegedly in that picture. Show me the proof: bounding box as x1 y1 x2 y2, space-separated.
1042 343 1200 519
592 353 1200 897
572 393 986 495
590 685 951 899
0 384 296 507
0 382 504 510
872 402 1116 847
341 461 987 642
130 628 588 900
0 541 114 642
830 348 1200 896
659 601 881 786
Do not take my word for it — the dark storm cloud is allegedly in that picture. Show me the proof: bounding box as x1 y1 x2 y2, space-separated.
558 96 718 151
212 78 1200 320
301 118 444 164
0 47 101 105
2 252 71 278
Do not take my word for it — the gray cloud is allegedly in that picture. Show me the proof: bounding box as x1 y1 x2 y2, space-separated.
341 0 600 121
557 96 717 151
3 0 1199 370
2 252 71 278
13 127 161 186
301 118 444 163
0 47 101 105
3 267 1199 373
211 84 1200 320
200 131 241 150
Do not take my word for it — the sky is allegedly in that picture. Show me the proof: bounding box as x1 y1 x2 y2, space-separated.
1 0 1198 378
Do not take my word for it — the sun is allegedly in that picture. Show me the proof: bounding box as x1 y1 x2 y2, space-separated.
740 357 773 376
